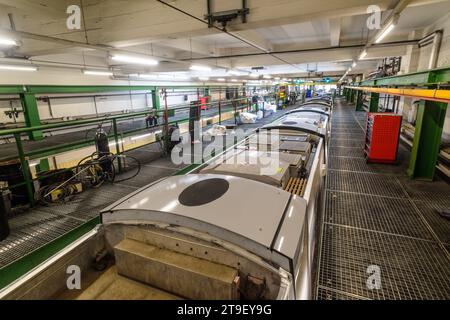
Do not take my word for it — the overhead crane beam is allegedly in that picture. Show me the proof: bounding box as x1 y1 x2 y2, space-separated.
347 86 450 104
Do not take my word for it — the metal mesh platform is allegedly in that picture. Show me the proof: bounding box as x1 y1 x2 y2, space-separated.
330 139 364 148
329 146 366 158
319 224 450 300
328 156 407 175
325 191 435 240
316 287 363 300
326 170 407 198
316 98 450 300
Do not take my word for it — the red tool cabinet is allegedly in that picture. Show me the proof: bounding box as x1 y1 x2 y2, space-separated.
364 113 402 163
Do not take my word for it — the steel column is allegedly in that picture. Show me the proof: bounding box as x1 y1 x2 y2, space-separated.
14 133 35 206
407 100 447 180
151 88 161 110
355 91 364 111
350 89 356 104
20 93 43 140
112 119 122 172
369 92 380 112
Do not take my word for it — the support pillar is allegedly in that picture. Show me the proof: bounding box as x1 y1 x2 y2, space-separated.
355 91 364 111
151 88 160 110
369 92 380 113
350 89 356 104
20 93 43 140
407 100 447 180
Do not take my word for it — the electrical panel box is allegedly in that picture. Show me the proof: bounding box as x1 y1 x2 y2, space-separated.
364 113 402 163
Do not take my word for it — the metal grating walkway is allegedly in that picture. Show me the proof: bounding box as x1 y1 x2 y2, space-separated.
316 98 450 300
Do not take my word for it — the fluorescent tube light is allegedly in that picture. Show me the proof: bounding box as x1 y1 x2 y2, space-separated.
0 64 37 71
83 70 113 76
112 54 158 66
198 77 209 81
227 69 249 76
190 65 212 72
217 78 226 81
0 38 18 46
359 50 367 60
375 23 395 44
137 74 157 79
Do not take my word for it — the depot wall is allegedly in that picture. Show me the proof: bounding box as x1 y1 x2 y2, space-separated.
0 66 222 125
399 13 450 142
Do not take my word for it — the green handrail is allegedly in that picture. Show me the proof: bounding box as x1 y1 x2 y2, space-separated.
1 98 251 205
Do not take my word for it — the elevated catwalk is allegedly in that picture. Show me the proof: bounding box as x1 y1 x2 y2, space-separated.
316 98 450 300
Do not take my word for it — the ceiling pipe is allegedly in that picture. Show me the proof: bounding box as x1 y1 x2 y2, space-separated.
178 40 419 61
156 0 303 71
427 30 443 69
0 27 219 69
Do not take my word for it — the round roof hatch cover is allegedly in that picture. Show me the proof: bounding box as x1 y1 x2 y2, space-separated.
178 178 229 206
282 121 297 125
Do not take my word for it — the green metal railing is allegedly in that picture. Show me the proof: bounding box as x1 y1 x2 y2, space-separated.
0 96 251 206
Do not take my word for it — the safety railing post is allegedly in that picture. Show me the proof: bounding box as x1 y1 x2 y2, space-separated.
14 133 35 207
112 118 122 172
218 88 222 125
164 90 169 151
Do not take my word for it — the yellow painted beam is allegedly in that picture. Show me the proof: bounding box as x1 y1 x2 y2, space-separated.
346 86 450 103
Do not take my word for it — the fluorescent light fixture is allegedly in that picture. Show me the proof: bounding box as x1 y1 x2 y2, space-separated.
352 62 357 68
375 23 395 44
137 73 157 79
0 38 18 46
190 65 212 72
249 72 259 78
227 69 248 76
263 75 272 79
83 70 113 76
173 75 190 80
0 64 37 71
275 77 280 80
359 50 367 60
231 79 238 82
198 77 209 81
217 78 226 81
111 54 158 66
